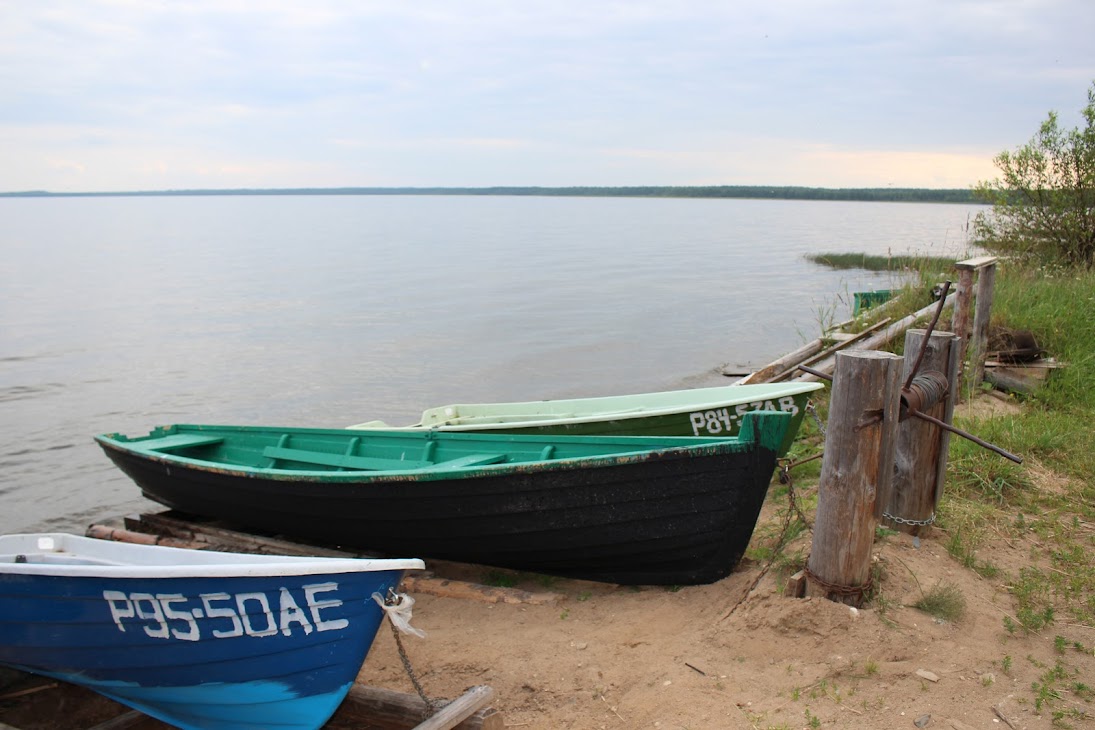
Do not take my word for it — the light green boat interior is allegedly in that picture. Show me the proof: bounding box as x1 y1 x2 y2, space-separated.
349 382 823 431
97 411 793 481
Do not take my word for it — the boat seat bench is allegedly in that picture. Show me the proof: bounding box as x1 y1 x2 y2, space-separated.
429 453 507 469
262 446 507 471
262 446 430 471
140 434 225 451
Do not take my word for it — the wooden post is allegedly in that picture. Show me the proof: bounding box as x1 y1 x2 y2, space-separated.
805 350 903 606
951 268 975 369
883 330 960 536
969 260 997 386
952 256 998 388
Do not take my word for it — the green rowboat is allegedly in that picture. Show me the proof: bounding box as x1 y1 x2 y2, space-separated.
96 412 792 585
348 382 824 455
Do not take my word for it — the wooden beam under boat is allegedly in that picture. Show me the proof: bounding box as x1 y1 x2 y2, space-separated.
0 668 503 730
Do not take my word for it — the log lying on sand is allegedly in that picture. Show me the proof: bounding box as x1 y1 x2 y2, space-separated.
766 318 892 382
734 338 826 383
328 684 503 730
793 293 955 382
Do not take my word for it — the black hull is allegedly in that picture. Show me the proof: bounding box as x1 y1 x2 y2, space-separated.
100 444 779 585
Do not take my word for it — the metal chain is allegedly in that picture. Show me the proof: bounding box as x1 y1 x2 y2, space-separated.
383 588 438 719
724 461 810 617
881 511 936 527
806 401 826 440
777 460 810 535
803 564 873 597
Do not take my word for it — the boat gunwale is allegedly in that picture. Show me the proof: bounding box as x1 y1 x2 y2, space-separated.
0 534 424 578
94 426 776 484
350 382 824 431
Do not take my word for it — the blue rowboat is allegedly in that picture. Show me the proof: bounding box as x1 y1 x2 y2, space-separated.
0 533 423 730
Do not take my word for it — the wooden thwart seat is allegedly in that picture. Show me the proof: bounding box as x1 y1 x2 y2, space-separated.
141 434 225 451
262 446 505 471
262 446 429 471
429 453 507 469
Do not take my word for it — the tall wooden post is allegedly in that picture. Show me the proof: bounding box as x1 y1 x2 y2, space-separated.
883 330 960 536
806 350 903 607
969 261 997 386
952 256 998 388
951 269 974 367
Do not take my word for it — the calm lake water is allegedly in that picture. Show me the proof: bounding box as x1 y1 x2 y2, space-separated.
0 195 983 534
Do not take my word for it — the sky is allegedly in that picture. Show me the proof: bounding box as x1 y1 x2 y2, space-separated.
2 1 1094 192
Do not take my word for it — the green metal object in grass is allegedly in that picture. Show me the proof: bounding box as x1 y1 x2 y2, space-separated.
852 289 894 315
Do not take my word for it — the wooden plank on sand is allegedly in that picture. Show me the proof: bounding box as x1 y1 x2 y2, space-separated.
327 684 503 730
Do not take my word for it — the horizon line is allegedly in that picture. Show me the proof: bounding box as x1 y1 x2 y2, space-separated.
0 184 980 202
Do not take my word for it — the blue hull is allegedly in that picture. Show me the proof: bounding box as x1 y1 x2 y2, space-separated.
0 535 420 730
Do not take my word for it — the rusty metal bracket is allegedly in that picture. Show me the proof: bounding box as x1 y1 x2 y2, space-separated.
854 409 885 432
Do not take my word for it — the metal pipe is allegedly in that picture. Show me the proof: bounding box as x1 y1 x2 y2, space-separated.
797 364 833 381
907 409 1024 464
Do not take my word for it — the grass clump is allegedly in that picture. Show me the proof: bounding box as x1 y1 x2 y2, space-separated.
939 263 1095 628
481 569 518 588
912 582 967 622
806 252 956 273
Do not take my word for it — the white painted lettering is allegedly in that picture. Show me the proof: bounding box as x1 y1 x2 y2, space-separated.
278 586 314 636
236 592 278 637
103 590 134 632
131 592 170 639
158 593 200 642
202 592 243 638
305 582 348 632
102 586 350 641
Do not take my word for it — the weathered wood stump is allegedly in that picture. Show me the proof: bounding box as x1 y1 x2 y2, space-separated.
882 329 960 535
805 350 903 607
952 256 998 388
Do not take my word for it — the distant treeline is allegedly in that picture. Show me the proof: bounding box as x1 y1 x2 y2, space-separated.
0 186 980 203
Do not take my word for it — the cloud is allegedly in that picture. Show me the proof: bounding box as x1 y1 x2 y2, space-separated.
1 1 1093 190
